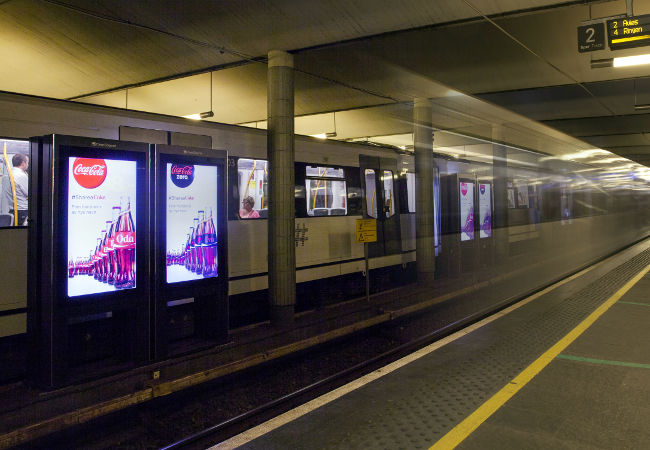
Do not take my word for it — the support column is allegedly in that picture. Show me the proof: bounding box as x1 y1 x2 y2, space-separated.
267 50 295 326
414 98 436 285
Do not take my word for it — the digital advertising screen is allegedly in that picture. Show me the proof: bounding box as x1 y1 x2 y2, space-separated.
459 181 474 242
67 157 137 297
479 183 492 238
166 163 219 284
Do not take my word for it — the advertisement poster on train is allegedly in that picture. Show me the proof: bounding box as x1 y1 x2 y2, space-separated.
516 182 529 208
561 185 572 225
166 163 218 283
67 157 137 297
479 183 492 238
459 181 474 241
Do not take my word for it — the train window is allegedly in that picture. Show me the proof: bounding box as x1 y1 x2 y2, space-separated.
364 169 377 218
305 166 347 216
383 170 395 218
0 138 30 227
406 172 416 213
237 158 268 219
306 166 344 178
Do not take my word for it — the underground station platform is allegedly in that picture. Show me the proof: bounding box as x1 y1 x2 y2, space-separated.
0 239 649 448
215 242 650 449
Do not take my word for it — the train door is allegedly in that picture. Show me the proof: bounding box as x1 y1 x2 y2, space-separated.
359 155 401 257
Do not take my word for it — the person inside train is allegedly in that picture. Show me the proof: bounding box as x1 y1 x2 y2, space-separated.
3 154 29 226
239 195 260 219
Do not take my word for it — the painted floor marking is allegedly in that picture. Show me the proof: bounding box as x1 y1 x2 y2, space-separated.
556 354 650 369
429 264 650 450
211 258 612 449
617 301 650 307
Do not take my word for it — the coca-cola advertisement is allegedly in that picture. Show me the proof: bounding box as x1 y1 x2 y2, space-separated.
67 157 137 296
166 163 218 283
460 181 474 242
479 183 492 238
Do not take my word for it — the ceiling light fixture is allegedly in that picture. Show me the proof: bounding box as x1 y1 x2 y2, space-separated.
309 112 337 139
309 131 337 139
613 54 650 67
183 111 214 120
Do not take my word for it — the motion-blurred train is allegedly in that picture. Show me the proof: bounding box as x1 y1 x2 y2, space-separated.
1 90 649 347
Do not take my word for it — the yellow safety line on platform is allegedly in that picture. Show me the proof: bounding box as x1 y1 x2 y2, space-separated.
430 264 650 450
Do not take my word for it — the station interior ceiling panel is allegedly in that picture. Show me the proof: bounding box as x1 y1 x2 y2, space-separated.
1 0 650 166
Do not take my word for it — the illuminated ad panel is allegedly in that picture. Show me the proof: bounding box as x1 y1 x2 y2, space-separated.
166 163 218 284
479 183 492 238
67 157 137 297
459 181 474 242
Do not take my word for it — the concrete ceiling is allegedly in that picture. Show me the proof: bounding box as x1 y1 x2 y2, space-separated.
1 0 650 166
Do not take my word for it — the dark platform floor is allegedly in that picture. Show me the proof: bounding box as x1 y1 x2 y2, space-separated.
222 243 650 449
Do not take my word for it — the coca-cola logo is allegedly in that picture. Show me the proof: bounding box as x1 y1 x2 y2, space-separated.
480 184 486 195
461 182 468 196
73 158 107 189
170 164 194 188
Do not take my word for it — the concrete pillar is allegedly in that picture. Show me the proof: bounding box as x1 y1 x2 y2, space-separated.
267 50 295 326
492 127 509 262
413 98 436 285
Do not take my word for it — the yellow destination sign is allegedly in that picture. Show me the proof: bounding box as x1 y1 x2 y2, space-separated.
356 219 377 243
608 15 650 49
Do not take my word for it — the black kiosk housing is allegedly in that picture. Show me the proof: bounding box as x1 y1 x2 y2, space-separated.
152 144 228 359
28 135 150 388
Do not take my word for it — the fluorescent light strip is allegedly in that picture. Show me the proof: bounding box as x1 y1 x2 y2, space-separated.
613 54 650 67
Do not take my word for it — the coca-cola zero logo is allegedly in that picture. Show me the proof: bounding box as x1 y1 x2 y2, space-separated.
170 164 195 188
72 158 107 189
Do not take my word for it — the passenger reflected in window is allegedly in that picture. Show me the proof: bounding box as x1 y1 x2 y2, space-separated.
239 195 260 219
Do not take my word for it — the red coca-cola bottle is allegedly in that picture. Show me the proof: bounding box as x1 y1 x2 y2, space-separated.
100 221 112 283
106 206 120 284
99 229 108 282
93 236 102 279
203 208 217 277
114 197 136 289
87 252 93 276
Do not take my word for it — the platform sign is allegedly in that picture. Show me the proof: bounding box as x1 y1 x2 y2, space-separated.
356 218 377 243
607 15 650 50
578 22 605 52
